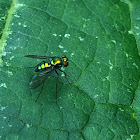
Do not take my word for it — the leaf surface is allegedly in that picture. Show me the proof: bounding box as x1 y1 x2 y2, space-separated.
0 0 140 139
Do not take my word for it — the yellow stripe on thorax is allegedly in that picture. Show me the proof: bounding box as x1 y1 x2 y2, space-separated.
53 58 61 65
51 60 54 65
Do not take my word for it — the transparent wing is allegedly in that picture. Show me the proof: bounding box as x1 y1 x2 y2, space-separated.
24 55 55 59
29 69 54 89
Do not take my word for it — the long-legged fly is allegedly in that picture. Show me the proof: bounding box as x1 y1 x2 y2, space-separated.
24 55 69 102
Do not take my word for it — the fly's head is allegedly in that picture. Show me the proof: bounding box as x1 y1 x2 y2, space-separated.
62 56 68 67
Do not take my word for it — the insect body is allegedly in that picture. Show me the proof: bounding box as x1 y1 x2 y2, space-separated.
35 57 68 72
24 55 69 102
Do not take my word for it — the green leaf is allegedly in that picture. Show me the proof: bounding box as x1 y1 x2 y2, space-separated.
0 0 140 139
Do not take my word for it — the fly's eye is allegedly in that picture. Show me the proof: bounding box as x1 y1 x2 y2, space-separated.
63 61 68 67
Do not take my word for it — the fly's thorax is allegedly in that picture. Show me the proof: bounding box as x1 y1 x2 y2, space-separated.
51 57 63 66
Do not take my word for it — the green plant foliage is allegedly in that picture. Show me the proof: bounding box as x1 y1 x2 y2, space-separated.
0 0 140 139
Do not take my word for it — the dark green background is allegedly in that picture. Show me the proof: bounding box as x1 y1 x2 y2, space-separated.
0 0 140 139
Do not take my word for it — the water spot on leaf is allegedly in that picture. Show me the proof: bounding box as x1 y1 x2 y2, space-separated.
0 83 7 88
0 106 6 111
61 73 65 77
15 3 25 8
7 70 13 76
10 56 14 60
79 37 84 41
23 24 27 28
64 34 70 38
61 67 64 71
109 60 113 70
128 30 133 34
5 62 10 67
102 78 106 81
58 45 63 49
136 33 140 36
2 51 7 56
70 53 74 57
63 50 67 53
14 14 20 18
94 94 98 98
106 76 109 80
53 33 57 36
134 26 139 30
133 63 138 69
119 108 124 111
3 116 7 119
111 40 116 44
8 124 12 127
126 53 128 57
60 106 63 109
110 66 113 70
26 124 30 128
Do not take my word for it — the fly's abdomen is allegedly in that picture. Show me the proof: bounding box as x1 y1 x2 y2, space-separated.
35 62 51 72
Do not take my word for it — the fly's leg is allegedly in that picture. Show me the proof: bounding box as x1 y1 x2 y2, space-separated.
58 68 69 84
55 70 59 103
35 81 45 102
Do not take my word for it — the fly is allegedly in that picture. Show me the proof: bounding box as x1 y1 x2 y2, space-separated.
24 55 69 102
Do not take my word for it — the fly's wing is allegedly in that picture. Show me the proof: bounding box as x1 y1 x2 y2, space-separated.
24 55 55 59
30 69 54 89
